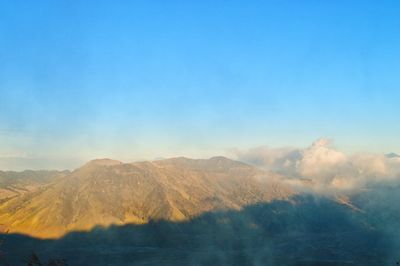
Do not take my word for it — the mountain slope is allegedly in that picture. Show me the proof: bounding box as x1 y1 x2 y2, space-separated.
2 195 390 266
0 157 293 238
0 170 69 200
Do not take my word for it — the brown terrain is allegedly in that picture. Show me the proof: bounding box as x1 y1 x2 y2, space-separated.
0 170 69 200
0 156 293 238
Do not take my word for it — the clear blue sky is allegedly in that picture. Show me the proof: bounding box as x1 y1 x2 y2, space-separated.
1 0 399 170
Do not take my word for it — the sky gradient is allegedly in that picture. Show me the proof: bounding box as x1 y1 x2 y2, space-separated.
1 0 400 170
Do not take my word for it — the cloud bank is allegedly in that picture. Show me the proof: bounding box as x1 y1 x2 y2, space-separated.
235 138 400 192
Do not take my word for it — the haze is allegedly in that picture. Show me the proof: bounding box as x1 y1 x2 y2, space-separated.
1 1 400 171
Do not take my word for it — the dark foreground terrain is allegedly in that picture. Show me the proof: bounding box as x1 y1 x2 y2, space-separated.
1 193 399 266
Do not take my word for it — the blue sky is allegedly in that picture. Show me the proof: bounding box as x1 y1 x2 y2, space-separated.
1 1 400 170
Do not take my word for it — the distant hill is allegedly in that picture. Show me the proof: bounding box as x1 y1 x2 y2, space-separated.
0 170 69 200
0 157 293 238
385 152 400 158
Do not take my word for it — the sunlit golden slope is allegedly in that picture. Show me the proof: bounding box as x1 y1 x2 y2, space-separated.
0 157 293 238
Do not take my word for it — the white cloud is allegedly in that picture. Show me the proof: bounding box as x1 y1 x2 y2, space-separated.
297 138 346 180
235 138 400 192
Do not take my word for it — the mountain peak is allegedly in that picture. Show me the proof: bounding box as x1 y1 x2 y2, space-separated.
208 156 248 166
85 158 123 167
209 156 231 161
155 156 249 169
385 153 400 159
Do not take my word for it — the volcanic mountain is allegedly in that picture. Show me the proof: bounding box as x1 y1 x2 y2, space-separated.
0 157 293 238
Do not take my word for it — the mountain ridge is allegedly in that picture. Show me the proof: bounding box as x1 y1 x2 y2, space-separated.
0 170 69 200
0 156 293 238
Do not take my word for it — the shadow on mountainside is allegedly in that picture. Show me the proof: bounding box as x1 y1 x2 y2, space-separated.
1 195 399 266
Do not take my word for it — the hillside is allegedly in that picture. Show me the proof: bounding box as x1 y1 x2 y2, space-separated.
0 157 293 238
0 170 69 200
2 195 391 266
